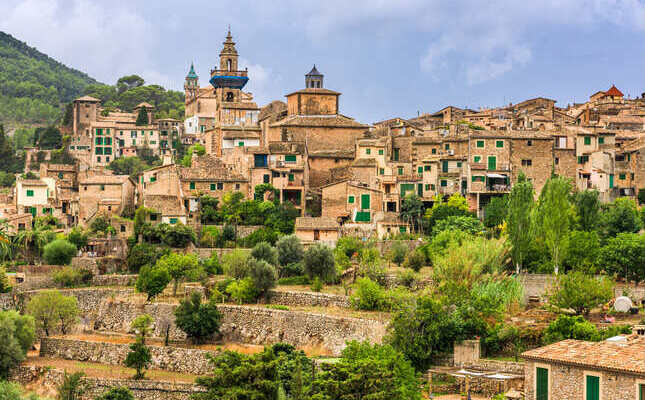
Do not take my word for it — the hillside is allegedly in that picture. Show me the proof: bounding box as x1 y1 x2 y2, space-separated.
0 31 99 127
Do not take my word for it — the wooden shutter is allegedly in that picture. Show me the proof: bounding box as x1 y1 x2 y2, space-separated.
536 367 548 400
586 375 599 400
361 194 370 210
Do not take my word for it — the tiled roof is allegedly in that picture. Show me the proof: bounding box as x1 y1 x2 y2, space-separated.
352 158 377 167
75 95 100 102
308 149 355 159
295 216 338 230
286 88 341 96
135 102 154 109
268 141 305 154
80 175 130 185
20 179 47 186
222 131 260 139
180 154 247 182
270 114 369 129
605 85 624 97
522 337 645 375
143 194 185 216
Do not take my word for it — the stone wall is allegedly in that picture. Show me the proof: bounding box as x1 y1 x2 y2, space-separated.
192 247 252 258
12 365 204 400
267 290 350 308
454 340 480 367
39 337 214 374
519 273 645 303
464 359 525 375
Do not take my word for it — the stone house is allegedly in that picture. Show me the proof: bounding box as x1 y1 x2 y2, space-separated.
78 174 136 224
143 194 187 225
14 177 53 219
522 335 645 400
321 180 383 223
294 216 339 244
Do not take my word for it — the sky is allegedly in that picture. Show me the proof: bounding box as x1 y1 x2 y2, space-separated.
1 0 644 123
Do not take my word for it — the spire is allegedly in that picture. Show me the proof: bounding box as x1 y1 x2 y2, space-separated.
305 64 324 88
186 62 198 79
221 27 237 56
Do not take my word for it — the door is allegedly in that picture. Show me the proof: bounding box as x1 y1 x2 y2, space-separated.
585 375 599 400
442 161 449 173
314 230 320 241
361 194 370 210
536 367 548 400
417 183 423 197
487 156 497 171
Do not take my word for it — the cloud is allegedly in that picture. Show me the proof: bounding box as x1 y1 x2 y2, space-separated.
240 57 282 107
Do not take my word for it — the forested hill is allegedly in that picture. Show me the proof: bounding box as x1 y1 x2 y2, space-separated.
0 31 99 126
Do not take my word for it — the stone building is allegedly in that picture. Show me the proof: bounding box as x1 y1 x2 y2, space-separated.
78 174 136 225
522 335 645 400
294 216 339 244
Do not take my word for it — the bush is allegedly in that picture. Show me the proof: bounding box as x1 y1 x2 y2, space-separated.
226 278 258 304
277 275 309 285
397 269 418 288
201 253 223 275
303 243 335 283
598 233 645 282
42 239 76 265
26 290 78 336
0 310 35 378
310 277 323 292
278 262 303 278
549 272 614 315
0 267 12 293
542 315 630 344
266 304 289 311
251 242 278 266
200 226 223 248
57 371 89 400
243 227 279 247
126 243 163 273
124 340 151 379
388 242 408 267
351 278 389 311
221 224 236 242
162 223 196 247
67 228 88 250
432 215 484 236
403 250 425 272
564 230 600 273
222 249 250 279
247 258 277 296
335 236 363 258
96 387 134 400
52 266 93 288
135 265 171 301
174 292 222 344
276 234 304 266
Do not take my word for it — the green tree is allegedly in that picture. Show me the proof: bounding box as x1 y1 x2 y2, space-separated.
0 310 35 379
155 252 202 296
26 290 78 336
135 107 148 126
135 264 171 301
507 173 534 273
303 243 335 283
107 157 147 178
43 239 77 265
174 292 222 344
222 249 250 279
573 190 601 231
161 223 196 248
400 194 424 231
402 250 425 272
424 193 472 228
549 271 614 315
483 196 507 229
67 228 88 251
116 75 145 94
311 341 421 400
536 176 573 274
0 267 12 293
251 242 279 266
126 243 163 273
34 126 62 149
247 258 277 296
350 278 388 311
601 197 642 238
124 339 151 379
130 314 154 344
57 371 88 400
276 234 304 266
564 230 600 273
432 215 484 236
598 233 645 282
95 387 134 400
225 278 258 304
388 242 408 267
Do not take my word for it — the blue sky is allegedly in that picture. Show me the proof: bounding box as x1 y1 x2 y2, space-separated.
1 0 644 123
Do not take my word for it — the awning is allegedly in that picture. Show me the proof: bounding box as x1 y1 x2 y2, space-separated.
486 173 506 178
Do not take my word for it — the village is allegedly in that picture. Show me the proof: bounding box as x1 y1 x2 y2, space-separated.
2 29 645 400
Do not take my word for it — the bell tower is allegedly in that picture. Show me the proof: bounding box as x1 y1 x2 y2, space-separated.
305 65 324 89
184 63 199 103
219 28 239 72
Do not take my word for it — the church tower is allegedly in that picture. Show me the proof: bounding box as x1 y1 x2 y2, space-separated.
305 65 324 89
184 63 199 103
209 29 249 103
219 28 239 71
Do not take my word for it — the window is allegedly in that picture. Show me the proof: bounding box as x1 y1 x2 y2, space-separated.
554 157 559 165
598 136 605 144
445 143 450 150
425 184 430 190
235 183 240 190
26 190 34 197
440 180 447 187
585 374 599 400
424 165 431 171
557 136 567 148
150 214 157 221
132 140 136 146
285 155 297 163
393 148 400 161
496 140 504 148
361 194 370 209
150 141 156 145
169 218 178 224
366 148 371 155
457 162 462 167
430 184 435 190
578 155 589 164
476 140 485 148
619 173 626 180
58 172 64 179
190 182 195 190
584 136 592 145
398 167 403 175
378 149 384 155
432 148 437 154
95 147 103 155
95 137 103 145
106 156 110 162
210 183 216 190
150 176 156 183
487 156 497 170
105 137 112 145
120 225 126 233
100 185 105 191
442 161 448 173
238 141 244 147
119 131 123 136
263 174 270 183
348 195 355 204
288 174 294 182
521 159 532 167
417 166 423 174
527 140 533 146
104 147 112 155
96 128 103 135
131 131 137 138
474 156 481 163
97 156 101 163
536 367 548 400
217 183 223 190
609 174 614 188
379 168 384 175
471 176 485 182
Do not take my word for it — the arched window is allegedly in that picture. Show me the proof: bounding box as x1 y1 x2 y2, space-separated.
226 92 234 102
227 59 232 71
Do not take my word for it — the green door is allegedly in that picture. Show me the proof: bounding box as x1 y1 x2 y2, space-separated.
586 375 599 400
442 161 449 172
417 183 423 196
361 194 370 210
609 174 614 188
487 156 497 171
536 367 548 400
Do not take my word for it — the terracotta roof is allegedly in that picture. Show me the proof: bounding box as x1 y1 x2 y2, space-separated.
270 114 369 129
75 95 100 102
20 179 47 186
268 142 305 154
258 100 287 122
286 88 341 96
80 175 131 185
295 217 338 230
605 85 624 97
143 194 185 216
522 337 645 375
308 149 355 159
222 131 260 139
180 154 247 182
135 102 154 109
45 164 75 172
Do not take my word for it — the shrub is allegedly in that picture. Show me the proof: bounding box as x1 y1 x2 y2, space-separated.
251 242 278 266
200 226 223 248
42 239 76 265
276 235 304 266
335 236 363 258
67 228 88 250
155 252 203 296
303 243 335 283
244 227 279 247
174 292 222 344
432 215 484 236
247 258 277 296
279 262 303 278
96 387 134 400
397 269 418 288
222 249 250 279
549 272 614 315
162 223 196 248
541 315 629 344
564 230 600 273
57 371 89 400
52 267 93 288
201 253 223 275
351 278 389 311
278 275 309 285
0 310 35 378
221 224 236 242
126 243 163 273
403 250 425 272
388 242 408 267
90 215 111 234
135 265 171 301
26 290 78 336
124 340 151 379
310 277 323 292
226 278 258 304
266 305 289 311
0 267 12 293
598 233 645 282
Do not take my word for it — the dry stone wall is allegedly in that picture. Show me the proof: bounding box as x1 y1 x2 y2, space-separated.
267 289 350 308
12 365 204 400
39 337 214 374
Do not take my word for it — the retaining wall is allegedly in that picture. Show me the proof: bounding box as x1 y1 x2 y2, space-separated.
267 290 350 308
39 337 214 374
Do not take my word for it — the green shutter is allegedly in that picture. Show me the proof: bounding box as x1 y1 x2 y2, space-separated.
393 148 399 161
366 148 371 155
609 174 614 188
398 167 403 175
496 140 503 148
285 155 296 163
288 174 294 182
442 161 448 173
586 375 599 400
441 180 447 187
210 183 216 190
150 177 156 183
474 156 481 163
399 226 406 233
26 190 34 197
379 168 384 175
29 207 36 217
432 148 437 154
417 183 423 196
348 196 354 204
584 136 591 145
417 166 423 174
378 149 384 155
619 173 626 180
536 367 548 400
445 143 450 150
355 211 371 222
263 174 270 183
361 194 370 209
476 140 484 148
190 182 195 190
488 156 497 170
424 165 431 171
169 218 178 224
598 137 605 144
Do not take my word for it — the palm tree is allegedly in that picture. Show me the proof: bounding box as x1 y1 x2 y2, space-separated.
12 219 55 263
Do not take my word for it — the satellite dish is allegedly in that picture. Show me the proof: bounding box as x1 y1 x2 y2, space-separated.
614 296 633 313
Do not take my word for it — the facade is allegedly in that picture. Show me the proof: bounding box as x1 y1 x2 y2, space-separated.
294 216 339 244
